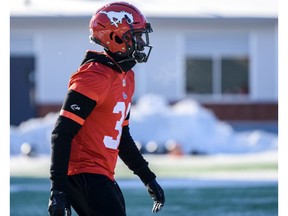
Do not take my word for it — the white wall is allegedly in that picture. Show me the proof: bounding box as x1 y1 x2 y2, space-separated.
249 26 278 101
146 18 278 102
10 17 278 104
11 18 95 104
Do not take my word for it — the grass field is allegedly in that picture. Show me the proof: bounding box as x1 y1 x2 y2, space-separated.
11 177 277 216
10 151 278 216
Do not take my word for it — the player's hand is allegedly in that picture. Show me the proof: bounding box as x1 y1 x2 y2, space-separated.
146 179 165 213
48 190 71 216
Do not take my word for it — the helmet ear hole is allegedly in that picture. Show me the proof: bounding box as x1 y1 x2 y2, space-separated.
115 35 123 44
109 32 123 44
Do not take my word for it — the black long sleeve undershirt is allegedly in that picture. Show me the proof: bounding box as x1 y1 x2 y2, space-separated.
50 90 96 191
118 126 156 185
50 116 82 191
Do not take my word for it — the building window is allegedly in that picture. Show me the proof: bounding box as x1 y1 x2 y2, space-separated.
221 57 249 94
186 58 212 94
186 56 249 96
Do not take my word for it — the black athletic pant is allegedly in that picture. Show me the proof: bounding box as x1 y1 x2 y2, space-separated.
66 173 126 216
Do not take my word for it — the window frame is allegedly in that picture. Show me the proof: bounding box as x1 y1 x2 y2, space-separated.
185 54 250 102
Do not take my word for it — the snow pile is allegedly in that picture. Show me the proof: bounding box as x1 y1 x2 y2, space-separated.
10 94 278 155
10 112 57 155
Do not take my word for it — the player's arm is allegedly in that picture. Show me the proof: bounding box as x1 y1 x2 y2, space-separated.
118 125 156 183
48 90 96 215
118 124 165 213
50 89 96 191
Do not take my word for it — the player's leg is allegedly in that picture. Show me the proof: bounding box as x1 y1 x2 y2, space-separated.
84 173 126 216
66 173 90 216
66 173 126 216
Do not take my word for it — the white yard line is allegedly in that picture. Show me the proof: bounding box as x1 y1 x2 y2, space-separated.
10 150 278 181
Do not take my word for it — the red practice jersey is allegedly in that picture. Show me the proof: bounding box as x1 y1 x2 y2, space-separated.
60 55 135 181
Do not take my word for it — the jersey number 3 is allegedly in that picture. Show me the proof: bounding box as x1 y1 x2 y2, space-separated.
103 102 131 149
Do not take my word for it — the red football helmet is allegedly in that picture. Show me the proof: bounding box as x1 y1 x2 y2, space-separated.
89 1 153 63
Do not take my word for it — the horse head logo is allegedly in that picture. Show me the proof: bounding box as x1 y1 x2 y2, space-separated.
100 10 134 27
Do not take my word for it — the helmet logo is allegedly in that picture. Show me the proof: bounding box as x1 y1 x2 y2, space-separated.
100 10 134 27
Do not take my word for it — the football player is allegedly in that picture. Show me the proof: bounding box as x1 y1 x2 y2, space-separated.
48 1 165 216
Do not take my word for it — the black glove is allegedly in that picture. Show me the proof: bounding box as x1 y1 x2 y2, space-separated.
48 190 71 216
146 179 165 213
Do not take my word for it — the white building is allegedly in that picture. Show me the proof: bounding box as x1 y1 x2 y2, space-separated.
10 0 278 125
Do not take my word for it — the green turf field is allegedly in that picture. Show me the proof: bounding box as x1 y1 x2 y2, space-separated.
10 153 278 215
10 177 277 216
